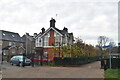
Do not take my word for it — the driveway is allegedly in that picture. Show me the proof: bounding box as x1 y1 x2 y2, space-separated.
1 61 104 78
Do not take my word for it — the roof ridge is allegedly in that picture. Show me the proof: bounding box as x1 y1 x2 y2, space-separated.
1 30 18 34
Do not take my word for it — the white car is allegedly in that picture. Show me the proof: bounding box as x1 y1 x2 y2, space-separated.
10 56 31 67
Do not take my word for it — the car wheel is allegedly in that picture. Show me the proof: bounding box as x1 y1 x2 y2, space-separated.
19 62 23 67
10 62 13 66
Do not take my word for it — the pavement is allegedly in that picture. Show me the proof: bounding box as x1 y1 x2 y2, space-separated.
1 61 104 78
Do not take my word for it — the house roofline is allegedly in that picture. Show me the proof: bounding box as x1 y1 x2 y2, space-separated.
35 27 63 39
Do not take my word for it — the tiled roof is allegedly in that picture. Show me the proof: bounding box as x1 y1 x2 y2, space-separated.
54 27 73 37
36 27 73 39
26 34 35 41
0 30 24 42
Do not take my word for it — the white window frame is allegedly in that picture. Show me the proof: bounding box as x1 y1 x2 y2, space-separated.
9 42 12 46
44 36 49 46
55 32 61 46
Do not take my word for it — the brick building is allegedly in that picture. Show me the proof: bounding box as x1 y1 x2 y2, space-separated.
35 18 74 59
22 33 35 55
0 30 25 61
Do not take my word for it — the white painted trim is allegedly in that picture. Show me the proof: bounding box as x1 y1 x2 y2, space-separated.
43 46 55 48
19 46 26 50
51 27 63 36
35 27 63 39
35 27 51 39
61 37 62 45
43 46 60 48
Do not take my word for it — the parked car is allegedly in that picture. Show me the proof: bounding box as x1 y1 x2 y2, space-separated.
30 56 53 63
10 56 31 67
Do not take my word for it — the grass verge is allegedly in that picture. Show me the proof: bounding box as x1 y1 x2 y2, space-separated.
104 69 120 80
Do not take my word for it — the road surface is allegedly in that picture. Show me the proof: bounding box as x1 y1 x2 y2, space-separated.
1 61 104 78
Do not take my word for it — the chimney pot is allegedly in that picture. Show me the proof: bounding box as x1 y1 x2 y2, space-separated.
63 27 68 32
41 27 45 34
50 18 56 27
34 33 37 38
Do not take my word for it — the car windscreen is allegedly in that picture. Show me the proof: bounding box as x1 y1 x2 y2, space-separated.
16 56 28 60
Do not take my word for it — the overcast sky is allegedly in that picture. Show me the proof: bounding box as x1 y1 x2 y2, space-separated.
0 0 119 46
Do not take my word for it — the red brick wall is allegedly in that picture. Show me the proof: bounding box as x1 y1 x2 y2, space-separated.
44 48 53 59
44 30 55 59
49 30 55 46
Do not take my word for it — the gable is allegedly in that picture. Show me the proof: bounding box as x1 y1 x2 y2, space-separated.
36 27 63 39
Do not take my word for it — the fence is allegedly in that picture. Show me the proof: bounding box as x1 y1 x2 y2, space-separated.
101 58 120 69
54 57 99 66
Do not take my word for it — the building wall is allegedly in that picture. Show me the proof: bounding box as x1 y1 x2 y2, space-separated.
2 41 9 49
2 40 25 61
49 30 55 46
22 35 35 55
0 40 2 62
44 48 53 59
54 31 62 46
0 31 2 55
35 29 74 59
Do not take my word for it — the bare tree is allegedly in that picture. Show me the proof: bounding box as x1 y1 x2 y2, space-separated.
97 36 117 58
98 36 109 47
97 36 110 57
109 39 116 47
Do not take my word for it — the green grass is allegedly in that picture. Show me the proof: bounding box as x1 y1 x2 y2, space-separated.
105 69 120 80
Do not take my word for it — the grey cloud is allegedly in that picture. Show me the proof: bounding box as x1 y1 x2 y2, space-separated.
0 0 118 45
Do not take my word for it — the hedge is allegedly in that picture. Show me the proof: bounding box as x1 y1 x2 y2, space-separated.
53 57 99 66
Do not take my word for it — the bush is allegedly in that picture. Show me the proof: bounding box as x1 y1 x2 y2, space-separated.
53 56 99 66
48 62 55 66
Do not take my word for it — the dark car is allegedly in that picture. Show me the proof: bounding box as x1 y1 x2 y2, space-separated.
10 56 31 67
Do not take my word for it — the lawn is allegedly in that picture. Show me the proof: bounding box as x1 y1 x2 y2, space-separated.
105 69 120 80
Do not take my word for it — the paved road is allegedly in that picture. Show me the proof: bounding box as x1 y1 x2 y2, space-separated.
0 71 2 80
0 65 2 80
1 61 104 78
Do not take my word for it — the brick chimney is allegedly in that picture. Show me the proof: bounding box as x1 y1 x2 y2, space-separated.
33 33 37 38
50 18 56 27
41 27 45 34
63 27 68 32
